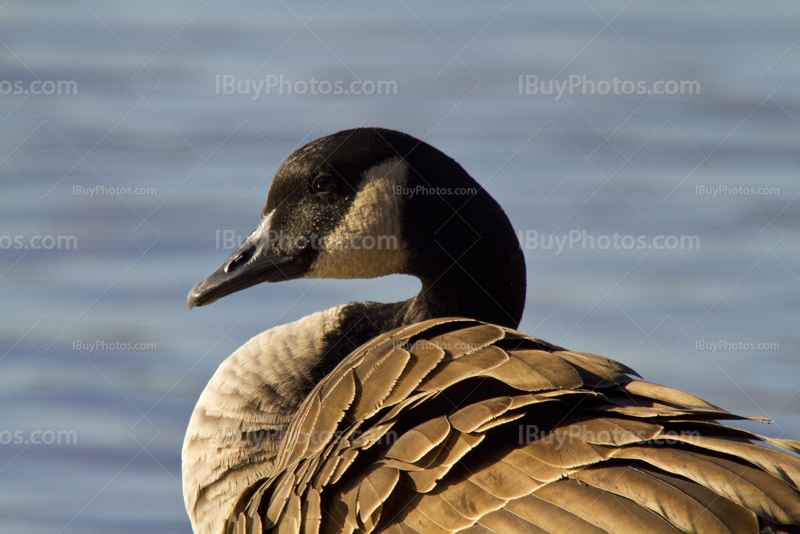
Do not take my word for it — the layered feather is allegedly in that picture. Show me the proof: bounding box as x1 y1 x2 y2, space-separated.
225 318 800 534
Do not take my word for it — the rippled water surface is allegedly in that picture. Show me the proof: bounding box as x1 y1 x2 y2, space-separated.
1 2 799 532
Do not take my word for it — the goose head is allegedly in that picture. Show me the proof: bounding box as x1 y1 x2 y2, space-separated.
188 127 526 328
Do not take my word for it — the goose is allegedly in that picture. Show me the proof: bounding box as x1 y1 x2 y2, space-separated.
183 127 800 534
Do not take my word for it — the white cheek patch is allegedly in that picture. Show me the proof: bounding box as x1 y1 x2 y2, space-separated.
226 210 275 272
305 157 408 279
253 210 275 240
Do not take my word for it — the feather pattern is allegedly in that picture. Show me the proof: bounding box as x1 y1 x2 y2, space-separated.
223 318 800 534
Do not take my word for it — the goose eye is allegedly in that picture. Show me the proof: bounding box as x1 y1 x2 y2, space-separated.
311 174 338 194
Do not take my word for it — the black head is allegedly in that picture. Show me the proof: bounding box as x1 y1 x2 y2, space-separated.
188 127 526 328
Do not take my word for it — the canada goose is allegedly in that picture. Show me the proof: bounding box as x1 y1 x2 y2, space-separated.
183 127 800 534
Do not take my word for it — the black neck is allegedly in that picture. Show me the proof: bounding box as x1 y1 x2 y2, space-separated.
401 158 527 329
314 139 527 387
408 264 525 328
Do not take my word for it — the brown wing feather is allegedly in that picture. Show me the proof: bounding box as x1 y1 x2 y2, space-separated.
226 318 800 534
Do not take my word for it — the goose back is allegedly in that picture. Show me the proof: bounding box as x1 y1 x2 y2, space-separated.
224 318 800 534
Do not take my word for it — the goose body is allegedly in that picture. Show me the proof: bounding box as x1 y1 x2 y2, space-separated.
183 128 800 534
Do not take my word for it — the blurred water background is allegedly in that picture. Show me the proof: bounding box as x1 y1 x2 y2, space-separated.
1 1 798 532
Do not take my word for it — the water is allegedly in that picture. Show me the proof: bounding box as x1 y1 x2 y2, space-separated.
1 1 799 532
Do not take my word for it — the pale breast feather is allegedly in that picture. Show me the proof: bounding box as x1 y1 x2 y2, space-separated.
182 306 344 534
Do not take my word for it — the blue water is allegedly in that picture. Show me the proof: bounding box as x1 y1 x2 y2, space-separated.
1 1 799 532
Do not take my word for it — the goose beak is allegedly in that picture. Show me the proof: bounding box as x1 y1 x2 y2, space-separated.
188 213 295 309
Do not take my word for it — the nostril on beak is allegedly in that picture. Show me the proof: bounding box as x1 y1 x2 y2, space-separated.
226 245 255 273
